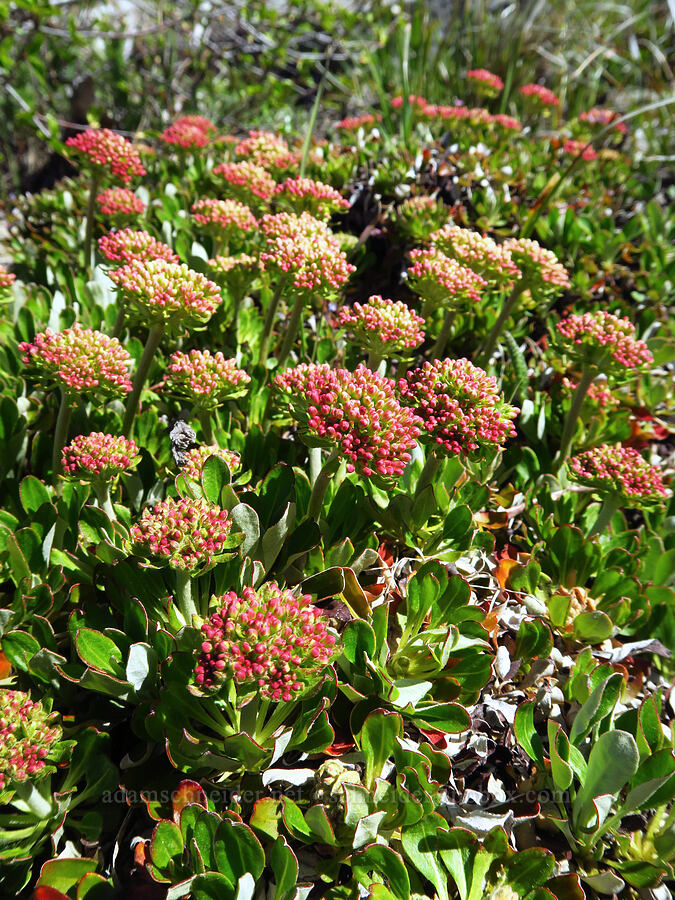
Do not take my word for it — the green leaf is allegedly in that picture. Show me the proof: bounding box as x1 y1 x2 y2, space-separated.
406 570 440 636
411 703 471 734
201 453 232 504
191 873 236 900
213 820 265 883
352 844 411 900
401 813 450 900
502 848 556 895
20 475 50 514
514 619 553 662
572 730 639 832
569 673 622 746
270 836 298 900
547 721 573 791
150 820 184 871
75 628 124 676
37 858 98 892
230 503 260 556
360 709 403 789
343 620 376 668
514 700 545 766
572 611 613 644
1 630 40 672
437 828 478 900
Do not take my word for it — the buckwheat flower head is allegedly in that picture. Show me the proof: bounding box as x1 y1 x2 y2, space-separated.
467 68 504 93
180 445 241 482
275 363 421 480
62 432 139 481
0 264 15 289
131 497 232 572
260 211 355 293
212 160 276 202
274 177 349 219
579 108 626 134
398 358 518 457
98 228 179 265
66 128 146 183
208 253 258 277
334 113 380 132
562 139 598 161
393 196 450 242
234 130 297 170
109 259 222 328
190 198 257 235
338 296 425 356
569 444 668 503
194 583 338 701
554 311 652 376
430 225 520 289
164 349 250 409
428 105 492 125
97 187 146 218
391 94 429 110
519 83 559 106
0 690 62 790
161 115 216 149
562 376 617 410
489 113 522 132
20 324 132 400
407 248 487 309
502 237 570 294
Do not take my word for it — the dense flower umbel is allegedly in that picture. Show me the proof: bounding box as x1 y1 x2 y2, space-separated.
212 161 276 201
234 130 298 170
519 83 559 106
490 114 522 132
407 248 488 308
97 187 146 218
208 253 258 277
65 128 146 183
274 177 349 219
260 212 355 293
467 68 504 92
502 238 570 294
398 359 518 457
164 349 251 409
0 264 16 288
338 296 425 356
194 583 337 700
393 195 450 241
334 113 380 131
275 363 421 479
391 94 430 110
190 198 257 236
0 690 62 790
555 311 653 375
20 325 133 400
579 108 627 134
180 445 241 482
131 497 232 571
109 259 222 328
569 445 668 502
98 229 179 265
430 225 520 289
62 433 139 481
562 139 598 161
160 115 216 149
562 376 617 409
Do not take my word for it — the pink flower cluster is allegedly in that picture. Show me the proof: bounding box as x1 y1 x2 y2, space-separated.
164 349 250 409
62 432 139 481
398 358 518 457
555 311 653 373
430 225 520 288
491 114 522 132
421 104 522 133
338 296 425 355
562 376 617 409
97 187 146 218
502 237 570 293
66 128 146 183
110 259 222 327
407 248 487 308
0 690 62 790
392 94 430 110
260 212 355 293
208 253 258 277
20 324 133 399
190 198 257 234
194 583 337 701
0 264 15 288
275 363 421 479
160 115 216 149
467 69 504 91
212 160 276 201
274 177 348 219
234 130 297 170
131 497 232 571
334 113 380 131
563 139 598 161
98 228 179 265
519 83 558 106
569 445 668 501
579 108 626 134
180 445 241 482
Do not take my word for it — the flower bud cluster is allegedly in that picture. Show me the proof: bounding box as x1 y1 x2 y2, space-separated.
164 349 250 409
502 237 570 293
98 228 179 265
234 130 297 170
110 259 222 327
97 187 146 218
407 248 487 308
20 324 133 399
180 445 241 482
208 253 258 277
555 311 653 374
334 113 380 132
190 198 257 235
213 161 276 201
519 84 559 106
66 128 146 183
562 377 617 409
260 212 355 292
338 296 425 355
490 114 522 132
0 690 62 790
398 358 518 457
274 177 349 219
131 497 232 571
391 94 429 110
569 444 668 501
160 115 216 149
0 264 15 288
467 69 504 92
562 139 598 161
393 196 450 241
430 225 520 288
62 432 139 481
275 363 421 479
194 583 337 701
579 108 626 134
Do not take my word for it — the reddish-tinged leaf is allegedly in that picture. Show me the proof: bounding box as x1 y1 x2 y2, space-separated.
32 889 70 900
172 779 207 823
324 739 356 756
134 840 149 869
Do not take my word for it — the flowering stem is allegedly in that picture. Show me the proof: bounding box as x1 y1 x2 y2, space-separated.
588 494 621 537
477 282 524 366
258 278 288 366
307 448 340 520
553 367 595 470
174 568 197 623
83 173 100 272
197 407 214 444
93 481 115 520
122 323 164 437
277 293 306 367
415 447 441 496
430 309 453 360
13 777 56 820
366 350 383 371
52 388 72 482
397 358 412 379
257 699 296 743
309 446 323 487
111 306 126 339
